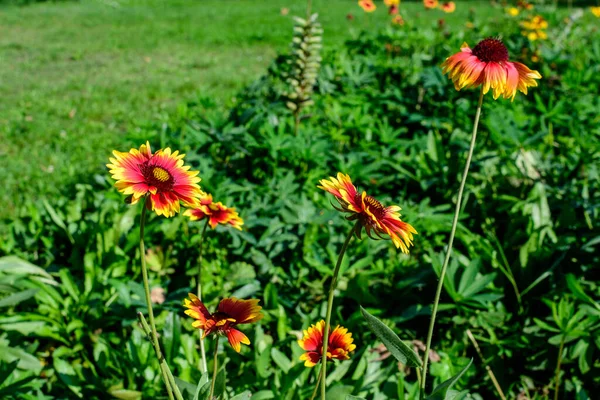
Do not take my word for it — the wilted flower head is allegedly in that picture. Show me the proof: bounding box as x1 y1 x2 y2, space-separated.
298 320 356 367
423 0 439 9
107 142 202 217
184 294 263 352
441 2 455 12
183 192 244 230
319 173 417 253
441 38 542 101
358 0 376 12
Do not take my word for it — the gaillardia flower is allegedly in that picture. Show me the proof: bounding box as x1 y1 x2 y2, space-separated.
441 38 542 101
298 320 356 367
358 0 376 12
184 192 244 230
441 1 456 12
319 173 417 253
107 142 202 217
184 294 263 353
423 0 439 9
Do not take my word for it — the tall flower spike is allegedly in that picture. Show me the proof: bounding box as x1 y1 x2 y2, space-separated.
107 141 202 217
441 38 541 101
318 173 417 254
184 192 244 231
298 320 356 367
184 294 263 353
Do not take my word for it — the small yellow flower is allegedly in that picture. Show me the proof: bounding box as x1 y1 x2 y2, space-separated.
507 7 519 16
590 6 600 17
384 0 400 5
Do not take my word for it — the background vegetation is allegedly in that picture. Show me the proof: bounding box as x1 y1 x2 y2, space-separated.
1 0 599 399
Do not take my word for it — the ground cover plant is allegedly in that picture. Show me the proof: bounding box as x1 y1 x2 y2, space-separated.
1 0 599 399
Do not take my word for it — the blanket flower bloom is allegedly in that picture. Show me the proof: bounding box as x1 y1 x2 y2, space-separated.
441 2 455 12
184 192 244 230
107 142 202 217
184 294 263 352
423 0 439 9
441 38 542 101
298 320 356 367
319 173 416 253
358 0 376 12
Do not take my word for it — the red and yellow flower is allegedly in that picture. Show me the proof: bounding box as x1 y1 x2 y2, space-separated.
184 192 244 230
298 320 356 367
358 0 376 12
423 0 438 9
392 14 405 25
184 294 263 353
441 1 455 13
441 38 542 101
107 142 202 217
319 173 417 254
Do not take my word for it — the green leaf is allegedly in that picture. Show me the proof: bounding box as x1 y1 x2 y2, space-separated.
174 377 197 400
231 391 252 400
108 389 142 400
271 348 292 373
360 306 421 367
426 359 472 400
0 289 38 308
250 390 275 400
346 396 367 400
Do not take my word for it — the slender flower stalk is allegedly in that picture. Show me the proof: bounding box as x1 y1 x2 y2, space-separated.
139 205 178 400
420 87 485 399
554 337 566 400
310 367 322 400
209 336 220 400
320 222 358 399
197 218 210 374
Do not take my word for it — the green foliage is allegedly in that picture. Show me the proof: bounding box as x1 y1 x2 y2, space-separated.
1 2 600 400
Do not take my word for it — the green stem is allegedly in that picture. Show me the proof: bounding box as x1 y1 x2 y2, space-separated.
310 365 322 400
197 218 210 375
137 313 183 400
553 337 565 400
320 222 358 400
209 336 220 400
139 204 177 400
419 87 485 399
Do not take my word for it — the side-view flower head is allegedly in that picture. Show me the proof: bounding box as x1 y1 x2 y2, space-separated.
184 294 263 353
318 173 417 254
184 192 244 230
441 38 542 101
107 141 202 217
298 320 356 367
441 1 456 13
358 0 376 12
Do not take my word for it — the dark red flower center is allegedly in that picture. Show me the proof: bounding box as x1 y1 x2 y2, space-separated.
355 193 386 220
471 38 509 63
141 163 174 192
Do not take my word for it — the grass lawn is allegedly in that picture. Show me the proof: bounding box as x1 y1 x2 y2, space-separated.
0 0 509 216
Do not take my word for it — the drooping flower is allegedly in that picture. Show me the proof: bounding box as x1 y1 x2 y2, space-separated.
358 0 376 12
183 192 244 231
441 2 455 12
298 320 356 367
423 0 439 9
183 294 263 353
592 6 600 17
388 4 399 14
318 173 417 253
441 38 542 101
506 7 519 16
107 142 202 217
392 14 405 25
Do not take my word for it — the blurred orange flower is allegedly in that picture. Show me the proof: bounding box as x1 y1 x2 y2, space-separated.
423 0 438 9
107 142 202 217
184 192 243 230
441 2 455 12
392 14 405 25
358 0 376 12
184 294 263 353
298 320 356 367
442 38 542 101
319 173 416 253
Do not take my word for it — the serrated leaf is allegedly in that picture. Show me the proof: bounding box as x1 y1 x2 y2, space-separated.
360 307 421 367
426 359 473 400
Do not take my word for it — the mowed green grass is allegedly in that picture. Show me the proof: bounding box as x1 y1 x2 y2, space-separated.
0 0 497 216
